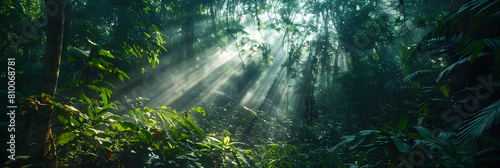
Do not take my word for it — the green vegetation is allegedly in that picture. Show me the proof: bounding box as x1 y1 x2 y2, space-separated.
1 0 500 167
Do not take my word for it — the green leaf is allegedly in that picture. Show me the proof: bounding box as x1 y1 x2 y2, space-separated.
71 119 81 127
138 129 152 143
197 143 210 149
231 145 236 152
458 101 500 141
224 136 230 145
393 138 411 154
80 93 93 107
58 111 72 124
133 44 143 58
117 70 130 81
102 81 116 89
185 114 204 137
346 130 380 150
356 153 367 166
438 85 449 98
150 24 160 32
479 135 500 147
112 122 137 131
88 107 94 120
87 39 99 46
94 111 109 120
171 125 179 139
484 38 500 64
98 102 117 113
196 107 205 116
158 44 168 53
98 49 115 58
413 126 434 140
56 88 73 93
471 40 486 62
335 164 346 168
55 132 77 145
173 114 191 130
398 116 409 132
131 20 145 27
101 92 108 105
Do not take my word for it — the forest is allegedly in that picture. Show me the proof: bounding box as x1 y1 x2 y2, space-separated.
1 0 500 167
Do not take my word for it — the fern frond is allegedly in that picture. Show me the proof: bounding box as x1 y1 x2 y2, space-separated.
404 70 434 82
458 100 500 142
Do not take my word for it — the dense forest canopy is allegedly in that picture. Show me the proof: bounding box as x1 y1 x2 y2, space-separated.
1 0 500 167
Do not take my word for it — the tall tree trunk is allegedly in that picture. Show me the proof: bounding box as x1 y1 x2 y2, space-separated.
61 3 71 62
322 11 330 87
183 14 194 60
115 9 131 43
332 52 339 79
254 0 261 32
210 6 218 40
28 0 65 167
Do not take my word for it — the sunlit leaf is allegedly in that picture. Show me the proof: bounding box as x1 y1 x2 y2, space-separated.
57 110 72 124
101 92 108 105
138 129 152 143
98 49 115 58
88 108 94 120
55 132 77 145
185 114 204 137
150 24 160 32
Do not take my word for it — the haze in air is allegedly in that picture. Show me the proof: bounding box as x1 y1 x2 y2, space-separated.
1 0 500 167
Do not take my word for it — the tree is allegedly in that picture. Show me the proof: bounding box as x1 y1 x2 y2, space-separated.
24 0 65 167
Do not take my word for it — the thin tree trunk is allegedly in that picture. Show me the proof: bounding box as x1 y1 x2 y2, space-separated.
254 0 261 31
183 15 194 60
61 3 71 62
333 52 339 79
210 6 218 40
28 0 65 167
322 12 330 86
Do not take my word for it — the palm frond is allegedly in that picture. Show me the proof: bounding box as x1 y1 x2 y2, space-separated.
458 100 500 142
436 52 491 82
415 34 463 56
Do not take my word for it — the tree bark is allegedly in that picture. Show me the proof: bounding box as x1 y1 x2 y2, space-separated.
183 15 194 60
61 2 71 62
27 0 65 167
210 6 218 40
254 0 261 31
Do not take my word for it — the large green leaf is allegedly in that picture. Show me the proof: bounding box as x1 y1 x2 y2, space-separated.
57 107 73 124
138 129 152 143
55 132 77 145
87 107 94 120
398 116 409 132
185 114 204 137
112 122 137 131
224 136 230 145
342 130 381 150
392 138 411 154
438 86 449 98
413 126 434 140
